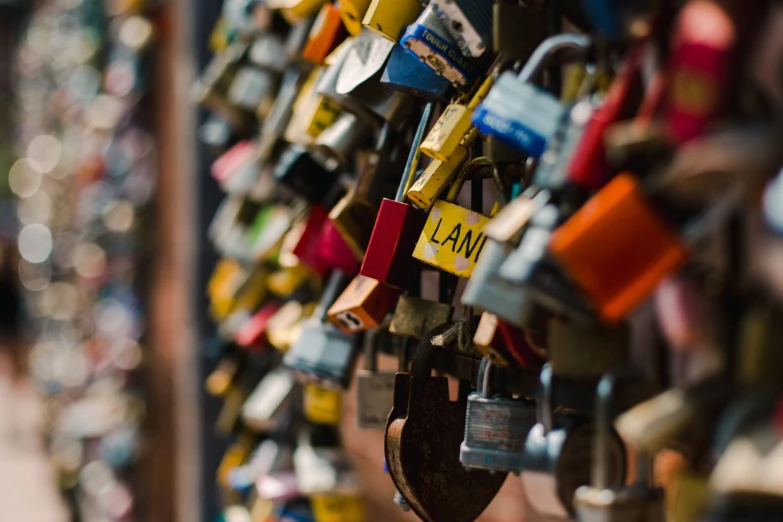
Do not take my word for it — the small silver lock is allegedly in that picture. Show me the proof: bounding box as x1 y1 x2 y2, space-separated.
520 365 627 519
460 358 537 474
355 328 397 430
575 371 665 522
241 368 298 432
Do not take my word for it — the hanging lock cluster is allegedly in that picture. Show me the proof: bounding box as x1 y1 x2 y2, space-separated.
196 0 783 521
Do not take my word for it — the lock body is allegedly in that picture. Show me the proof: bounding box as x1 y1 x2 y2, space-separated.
406 146 468 209
460 394 537 473
313 221 361 275
432 0 492 58
273 145 340 203
420 104 473 161
360 199 426 289
381 43 452 101
327 275 401 333
400 4 482 87
283 318 358 389
389 295 452 339
339 0 372 36
362 0 422 42
413 199 490 278
302 3 345 65
549 173 688 322
473 78 565 157
241 369 297 431
356 369 396 430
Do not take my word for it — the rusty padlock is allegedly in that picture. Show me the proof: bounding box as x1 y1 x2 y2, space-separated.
385 323 506 522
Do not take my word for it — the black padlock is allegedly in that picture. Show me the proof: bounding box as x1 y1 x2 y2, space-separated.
273 145 341 203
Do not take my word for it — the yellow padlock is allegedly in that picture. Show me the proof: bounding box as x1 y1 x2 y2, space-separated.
420 76 495 162
311 494 366 522
304 383 342 425
285 69 343 145
267 301 315 351
362 0 421 42
338 0 372 36
412 157 492 278
266 263 315 297
406 127 479 209
267 0 327 23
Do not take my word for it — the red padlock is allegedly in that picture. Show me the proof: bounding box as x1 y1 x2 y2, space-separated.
291 204 330 274
664 0 736 143
312 220 361 275
360 103 432 289
566 44 644 191
236 301 283 349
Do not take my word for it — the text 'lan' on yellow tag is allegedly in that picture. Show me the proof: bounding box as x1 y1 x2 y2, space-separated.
311 494 366 522
413 200 490 278
304 383 342 425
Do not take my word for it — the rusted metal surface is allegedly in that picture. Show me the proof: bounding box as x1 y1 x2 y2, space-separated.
385 325 506 522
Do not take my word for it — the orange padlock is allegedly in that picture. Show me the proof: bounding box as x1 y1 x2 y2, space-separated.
549 173 688 323
327 274 401 333
301 3 346 65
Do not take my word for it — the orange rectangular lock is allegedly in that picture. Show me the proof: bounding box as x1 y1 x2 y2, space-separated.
327 274 401 333
549 173 688 323
302 3 346 65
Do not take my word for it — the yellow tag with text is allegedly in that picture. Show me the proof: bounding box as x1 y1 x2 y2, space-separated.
311 494 366 522
304 383 342 425
413 200 490 278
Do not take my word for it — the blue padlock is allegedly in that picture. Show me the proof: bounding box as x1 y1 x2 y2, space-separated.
380 43 452 101
399 2 488 88
472 33 591 158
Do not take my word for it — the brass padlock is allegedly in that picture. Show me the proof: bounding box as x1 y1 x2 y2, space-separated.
362 0 422 42
389 294 453 340
385 324 506 522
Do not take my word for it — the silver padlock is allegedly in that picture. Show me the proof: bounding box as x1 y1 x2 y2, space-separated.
355 328 397 430
282 271 360 389
473 33 591 157
521 365 627 519
459 358 537 474
241 368 299 432
575 371 665 522
314 112 373 165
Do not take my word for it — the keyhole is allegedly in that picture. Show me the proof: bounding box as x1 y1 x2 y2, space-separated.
337 311 363 331
451 20 464 33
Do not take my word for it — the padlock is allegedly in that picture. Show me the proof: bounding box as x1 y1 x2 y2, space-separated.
258 66 309 161
206 349 244 398
211 141 260 195
236 301 283 349
268 0 327 24
290 204 331 274
248 34 290 73
314 112 373 165
548 318 629 380
282 271 360 388
338 0 372 36
548 173 688 323
355 328 397 430
302 3 346 65
246 205 294 262
227 65 277 117
241 368 298 432
360 103 432 289
473 33 591 157
389 294 453 340
294 425 360 495
285 69 343 146
521 365 626 518
304 383 343 425
267 264 316 297
362 0 422 43
459 358 537 473
327 275 400 333
385 324 507 522
380 43 452 101
267 300 315 351
273 145 341 203
431 0 492 58
192 43 254 132
412 157 492 278
492 0 546 61
420 75 494 162
473 312 515 368
327 124 394 257
663 0 736 144
312 220 362 274
310 493 367 522
406 127 479 210
574 371 664 522
400 3 488 88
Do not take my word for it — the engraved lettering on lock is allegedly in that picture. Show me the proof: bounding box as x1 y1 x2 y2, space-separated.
422 29 449 52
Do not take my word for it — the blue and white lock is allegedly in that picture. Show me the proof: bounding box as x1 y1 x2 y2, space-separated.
472 33 591 158
459 358 537 474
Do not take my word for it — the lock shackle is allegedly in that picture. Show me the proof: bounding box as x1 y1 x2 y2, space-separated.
538 363 554 434
396 102 434 202
477 357 497 399
593 369 649 490
409 322 454 378
517 34 591 86
445 156 494 203
315 270 350 322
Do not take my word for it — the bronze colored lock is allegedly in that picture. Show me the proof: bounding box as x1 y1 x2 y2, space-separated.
385 324 506 522
327 274 401 334
389 294 453 340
